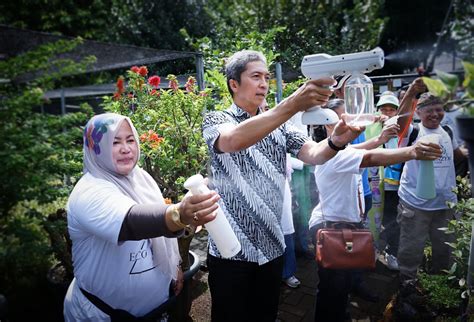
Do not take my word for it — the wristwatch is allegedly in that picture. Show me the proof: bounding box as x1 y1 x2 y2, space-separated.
328 136 347 151
169 205 187 229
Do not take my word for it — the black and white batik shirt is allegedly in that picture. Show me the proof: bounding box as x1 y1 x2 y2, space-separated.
202 103 308 265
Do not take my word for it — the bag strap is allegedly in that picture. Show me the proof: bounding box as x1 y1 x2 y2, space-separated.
407 125 419 147
357 185 365 220
442 125 454 142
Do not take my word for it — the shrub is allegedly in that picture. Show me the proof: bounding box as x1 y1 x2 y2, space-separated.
103 67 215 201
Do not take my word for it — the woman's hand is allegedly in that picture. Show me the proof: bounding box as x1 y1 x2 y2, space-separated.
177 190 220 226
412 141 442 160
330 116 365 147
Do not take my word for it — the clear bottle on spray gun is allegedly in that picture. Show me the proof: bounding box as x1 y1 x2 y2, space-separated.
184 174 241 258
344 72 376 126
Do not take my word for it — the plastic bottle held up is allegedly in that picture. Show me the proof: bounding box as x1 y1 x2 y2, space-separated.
344 72 376 127
384 115 400 149
415 134 440 200
184 174 241 258
416 160 436 199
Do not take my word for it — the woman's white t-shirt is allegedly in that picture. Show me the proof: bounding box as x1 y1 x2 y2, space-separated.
67 173 172 317
308 148 365 229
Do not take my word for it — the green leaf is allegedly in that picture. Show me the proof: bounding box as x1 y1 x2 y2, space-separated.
434 69 459 93
462 61 474 98
422 77 448 98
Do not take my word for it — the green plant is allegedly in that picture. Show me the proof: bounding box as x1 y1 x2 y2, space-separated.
443 176 474 300
0 38 95 320
103 66 215 202
181 0 385 72
0 197 67 292
0 38 95 217
418 272 462 312
422 61 474 116
417 176 473 318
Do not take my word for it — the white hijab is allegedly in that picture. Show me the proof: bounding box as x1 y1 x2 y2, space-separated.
83 113 180 280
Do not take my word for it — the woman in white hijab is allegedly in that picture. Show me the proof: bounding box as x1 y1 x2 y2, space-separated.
64 113 219 322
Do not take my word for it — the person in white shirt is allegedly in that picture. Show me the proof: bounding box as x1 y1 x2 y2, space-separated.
308 104 441 322
397 93 464 281
64 113 219 322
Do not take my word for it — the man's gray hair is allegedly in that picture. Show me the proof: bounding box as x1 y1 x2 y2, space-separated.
225 50 267 96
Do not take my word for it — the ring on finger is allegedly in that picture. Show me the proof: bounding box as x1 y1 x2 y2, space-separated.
193 212 199 221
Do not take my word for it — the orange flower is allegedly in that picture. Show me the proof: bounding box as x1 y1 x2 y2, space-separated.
140 130 164 148
150 89 160 96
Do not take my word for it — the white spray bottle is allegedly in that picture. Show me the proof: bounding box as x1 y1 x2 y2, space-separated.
184 174 241 258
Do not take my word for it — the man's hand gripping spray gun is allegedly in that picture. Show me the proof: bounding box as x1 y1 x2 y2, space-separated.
300 47 385 126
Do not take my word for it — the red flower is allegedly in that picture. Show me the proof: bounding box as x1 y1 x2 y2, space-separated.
127 93 134 99
150 89 160 97
139 66 148 77
148 75 161 88
113 92 121 100
130 66 140 73
116 77 125 94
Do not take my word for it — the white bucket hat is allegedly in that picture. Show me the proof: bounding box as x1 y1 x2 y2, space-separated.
376 93 399 109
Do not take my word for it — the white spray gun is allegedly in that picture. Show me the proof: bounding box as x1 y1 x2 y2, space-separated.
300 47 385 125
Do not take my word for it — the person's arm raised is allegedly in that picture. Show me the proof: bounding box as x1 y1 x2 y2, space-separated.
215 78 335 153
397 78 427 135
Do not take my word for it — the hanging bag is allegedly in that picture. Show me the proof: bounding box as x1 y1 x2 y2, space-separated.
315 183 376 270
316 222 375 269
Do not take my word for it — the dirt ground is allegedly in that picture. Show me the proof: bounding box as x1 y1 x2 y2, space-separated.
187 253 401 322
189 270 212 322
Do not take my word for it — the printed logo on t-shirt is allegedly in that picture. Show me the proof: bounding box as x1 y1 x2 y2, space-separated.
129 240 156 274
434 139 452 168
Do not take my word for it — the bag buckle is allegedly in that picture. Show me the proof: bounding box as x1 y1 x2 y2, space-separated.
345 241 353 252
